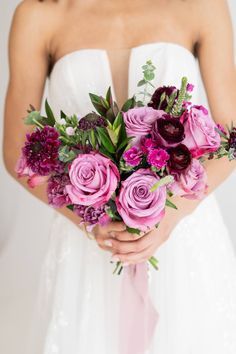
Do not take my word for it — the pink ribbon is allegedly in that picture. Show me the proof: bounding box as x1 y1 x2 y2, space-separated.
119 262 159 354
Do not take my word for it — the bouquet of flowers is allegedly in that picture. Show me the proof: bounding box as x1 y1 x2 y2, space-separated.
16 60 236 275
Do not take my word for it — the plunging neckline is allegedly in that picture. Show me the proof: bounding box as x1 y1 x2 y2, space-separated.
49 41 197 108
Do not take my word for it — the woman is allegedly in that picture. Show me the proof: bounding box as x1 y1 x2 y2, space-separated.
3 0 236 353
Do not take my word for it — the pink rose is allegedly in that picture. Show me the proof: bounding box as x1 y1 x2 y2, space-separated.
181 105 221 158
123 107 165 145
169 159 208 200
15 154 47 188
66 153 120 207
116 169 166 231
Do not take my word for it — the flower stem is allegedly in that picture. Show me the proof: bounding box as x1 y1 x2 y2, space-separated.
148 256 159 270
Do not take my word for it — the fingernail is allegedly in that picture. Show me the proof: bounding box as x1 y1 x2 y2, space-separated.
111 255 120 262
104 239 113 247
109 231 116 238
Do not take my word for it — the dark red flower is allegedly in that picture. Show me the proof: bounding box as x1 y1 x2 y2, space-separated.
23 126 60 175
168 144 192 171
152 115 185 146
78 112 106 131
148 86 178 110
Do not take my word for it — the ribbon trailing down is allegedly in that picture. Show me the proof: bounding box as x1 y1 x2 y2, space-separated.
119 262 159 354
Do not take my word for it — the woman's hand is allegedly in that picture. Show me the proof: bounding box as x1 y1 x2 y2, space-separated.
93 196 199 265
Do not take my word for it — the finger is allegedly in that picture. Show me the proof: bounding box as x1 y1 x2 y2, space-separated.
113 230 145 241
95 238 114 253
108 231 154 254
105 222 127 233
112 244 154 264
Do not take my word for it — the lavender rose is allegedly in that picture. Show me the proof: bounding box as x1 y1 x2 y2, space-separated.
169 159 208 199
181 105 221 158
123 107 165 145
66 153 120 207
116 169 166 231
151 114 185 147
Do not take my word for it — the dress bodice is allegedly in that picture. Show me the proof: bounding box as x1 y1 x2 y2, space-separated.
47 42 200 117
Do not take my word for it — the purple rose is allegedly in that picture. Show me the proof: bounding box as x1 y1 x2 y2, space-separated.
151 115 185 147
47 173 71 208
169 159 208 200
147 148 170 169
123 146 143 167
66 153 120 207
123 107 164 145
116 169 166 231
168 144 192 171
181 105 221 158
148 86 178 110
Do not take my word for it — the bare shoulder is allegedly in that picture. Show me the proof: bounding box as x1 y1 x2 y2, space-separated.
190 0 232 39
12 0 64 46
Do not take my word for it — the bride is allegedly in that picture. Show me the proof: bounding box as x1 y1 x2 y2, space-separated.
3 0 236 353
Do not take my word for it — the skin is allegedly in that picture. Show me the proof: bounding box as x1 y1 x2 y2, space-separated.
3 0 236 265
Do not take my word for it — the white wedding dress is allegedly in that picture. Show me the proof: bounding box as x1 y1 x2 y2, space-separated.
32 42 236 354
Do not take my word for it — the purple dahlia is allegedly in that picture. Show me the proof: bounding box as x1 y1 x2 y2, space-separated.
23 126 60 175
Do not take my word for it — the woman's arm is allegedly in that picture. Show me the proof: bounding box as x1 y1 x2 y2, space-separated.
108 0 236 264
3 1 126 242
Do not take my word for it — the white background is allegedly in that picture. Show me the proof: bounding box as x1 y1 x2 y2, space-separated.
0 1 236 353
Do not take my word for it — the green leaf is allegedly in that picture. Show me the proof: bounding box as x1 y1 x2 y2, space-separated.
45 99 56 126
150 175 174 192
99 146 116 162
121 96 136 112
60 110 67 119
89 93 107 115
106 86 113 106
165 199 178 210
113 112 123 130
126 227 141 235
67 204 74 211
96 127 116 153
144 71 155 81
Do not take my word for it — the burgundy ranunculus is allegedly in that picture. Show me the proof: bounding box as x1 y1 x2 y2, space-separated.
23 126 60 176
148 86 178 110
152 115 185 147
168 144 192 171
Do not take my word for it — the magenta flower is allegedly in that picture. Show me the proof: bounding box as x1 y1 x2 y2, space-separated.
23 126 60 176
147 148 170 169
47 173 71 208
187 83 194 92
123 147 143 167
140 137 157 154
116 169 166 231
